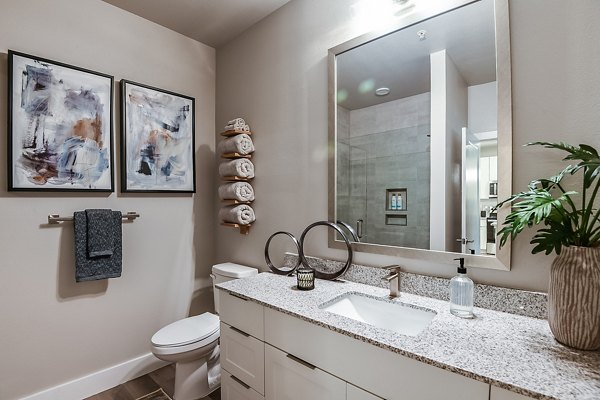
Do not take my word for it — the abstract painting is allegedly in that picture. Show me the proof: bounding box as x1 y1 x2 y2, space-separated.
121 80 195 193
8 51 114 191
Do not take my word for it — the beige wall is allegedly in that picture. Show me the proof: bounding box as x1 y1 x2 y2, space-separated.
0 1 215 398
216 0 600 292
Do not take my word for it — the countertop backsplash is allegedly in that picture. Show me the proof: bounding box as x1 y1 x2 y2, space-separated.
283 254 547 319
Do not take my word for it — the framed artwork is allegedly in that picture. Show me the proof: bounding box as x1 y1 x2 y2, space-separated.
120 80 196 193
8 50 114 191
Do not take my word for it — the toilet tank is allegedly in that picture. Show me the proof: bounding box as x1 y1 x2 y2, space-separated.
211 262 258 314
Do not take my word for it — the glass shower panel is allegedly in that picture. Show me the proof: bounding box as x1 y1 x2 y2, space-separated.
349 145 367 241
336 143 367 241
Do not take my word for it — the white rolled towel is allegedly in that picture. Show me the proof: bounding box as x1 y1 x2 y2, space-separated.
224 123 243 131
227 118 245 126
218 134 254 155
219 204 256 225
224 118 247 131
243 124 250 132
219 182 255 201
219 158 255 178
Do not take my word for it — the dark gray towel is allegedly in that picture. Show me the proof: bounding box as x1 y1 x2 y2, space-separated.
74 210 123 282
86 209 115 257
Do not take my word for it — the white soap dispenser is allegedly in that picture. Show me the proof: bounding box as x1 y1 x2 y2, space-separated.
449 257 474 318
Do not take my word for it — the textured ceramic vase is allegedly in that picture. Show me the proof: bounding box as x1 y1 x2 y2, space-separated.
548 246 600 350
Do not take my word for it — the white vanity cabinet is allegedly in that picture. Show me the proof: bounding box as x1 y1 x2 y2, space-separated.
219 291 266 399
490 386 535 400
219 289 511 400
263 308 489 400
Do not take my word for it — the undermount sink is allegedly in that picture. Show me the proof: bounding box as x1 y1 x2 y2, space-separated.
319 292 436 336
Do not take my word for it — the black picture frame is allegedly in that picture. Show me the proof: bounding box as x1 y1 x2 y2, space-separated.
120 80 196 193
8 50 114 192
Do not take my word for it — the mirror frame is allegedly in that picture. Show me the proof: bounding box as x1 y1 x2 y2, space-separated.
328 0 512 270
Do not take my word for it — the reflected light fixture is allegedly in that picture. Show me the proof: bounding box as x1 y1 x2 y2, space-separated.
351 0 414 32
375 87 390 96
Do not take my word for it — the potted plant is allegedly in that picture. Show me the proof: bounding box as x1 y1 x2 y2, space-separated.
495 141 600 350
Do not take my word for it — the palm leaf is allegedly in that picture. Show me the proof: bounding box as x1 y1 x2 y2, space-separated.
528 142 600 189
530 218 577 255
497 142 600 254
496 189 576 248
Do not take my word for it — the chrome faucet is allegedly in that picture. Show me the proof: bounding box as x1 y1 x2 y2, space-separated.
382 265 401 298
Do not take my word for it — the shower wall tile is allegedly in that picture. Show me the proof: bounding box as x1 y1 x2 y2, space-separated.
337 106 350 140
350 92 429 137
344 92 431 249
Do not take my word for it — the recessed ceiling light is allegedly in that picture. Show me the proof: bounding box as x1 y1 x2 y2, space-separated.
375 87 390 96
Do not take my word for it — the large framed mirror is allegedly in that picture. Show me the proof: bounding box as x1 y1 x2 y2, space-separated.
328 0 512 270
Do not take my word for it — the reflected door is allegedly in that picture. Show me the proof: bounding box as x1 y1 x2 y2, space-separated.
461 128 480 254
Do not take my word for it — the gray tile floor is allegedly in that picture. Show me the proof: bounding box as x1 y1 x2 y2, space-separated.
84 364 220 400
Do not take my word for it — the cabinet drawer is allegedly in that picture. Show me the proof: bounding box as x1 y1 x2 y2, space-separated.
222 372 265 400
221 322 265 395
347 384 384 400
219 290 264 340
264 344 346 400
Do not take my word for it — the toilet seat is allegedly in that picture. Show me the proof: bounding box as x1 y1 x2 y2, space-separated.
151 312 220 352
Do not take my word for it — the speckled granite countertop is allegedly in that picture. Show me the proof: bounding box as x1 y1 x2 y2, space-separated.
217 272 600 400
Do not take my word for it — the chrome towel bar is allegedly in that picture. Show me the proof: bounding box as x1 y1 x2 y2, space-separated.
47 212 140 224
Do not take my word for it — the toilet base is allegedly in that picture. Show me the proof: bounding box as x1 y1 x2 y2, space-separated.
173 345 220 400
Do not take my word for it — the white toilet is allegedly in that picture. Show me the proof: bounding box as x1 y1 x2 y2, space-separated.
151 262 258 400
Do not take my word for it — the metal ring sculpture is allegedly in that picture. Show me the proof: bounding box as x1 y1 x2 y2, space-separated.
264 231 302 275
299 221 353 280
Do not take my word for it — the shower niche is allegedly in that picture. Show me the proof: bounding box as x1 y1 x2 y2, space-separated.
386 188 408 226
386 188 407 211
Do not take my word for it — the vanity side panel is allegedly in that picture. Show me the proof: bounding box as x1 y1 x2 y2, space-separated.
490 386 535 400
264 308 488 400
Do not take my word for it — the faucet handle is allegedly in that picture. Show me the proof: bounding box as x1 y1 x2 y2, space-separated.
382 265 401 281
381 265 401 298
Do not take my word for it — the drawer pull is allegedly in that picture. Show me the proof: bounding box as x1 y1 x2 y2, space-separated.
230 325 250 337
231 374 251 389
286 353 316 370
229 292 248 301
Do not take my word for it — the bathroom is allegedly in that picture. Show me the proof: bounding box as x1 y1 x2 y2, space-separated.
1 0 599 399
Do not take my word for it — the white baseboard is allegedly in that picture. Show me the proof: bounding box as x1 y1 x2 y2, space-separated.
20 353 169 400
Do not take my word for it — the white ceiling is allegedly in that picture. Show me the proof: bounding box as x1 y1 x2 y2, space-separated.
337 0 496 110
102 0 292 48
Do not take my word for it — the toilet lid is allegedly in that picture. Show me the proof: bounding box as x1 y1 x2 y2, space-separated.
151 313 219 347
212 262 258 278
